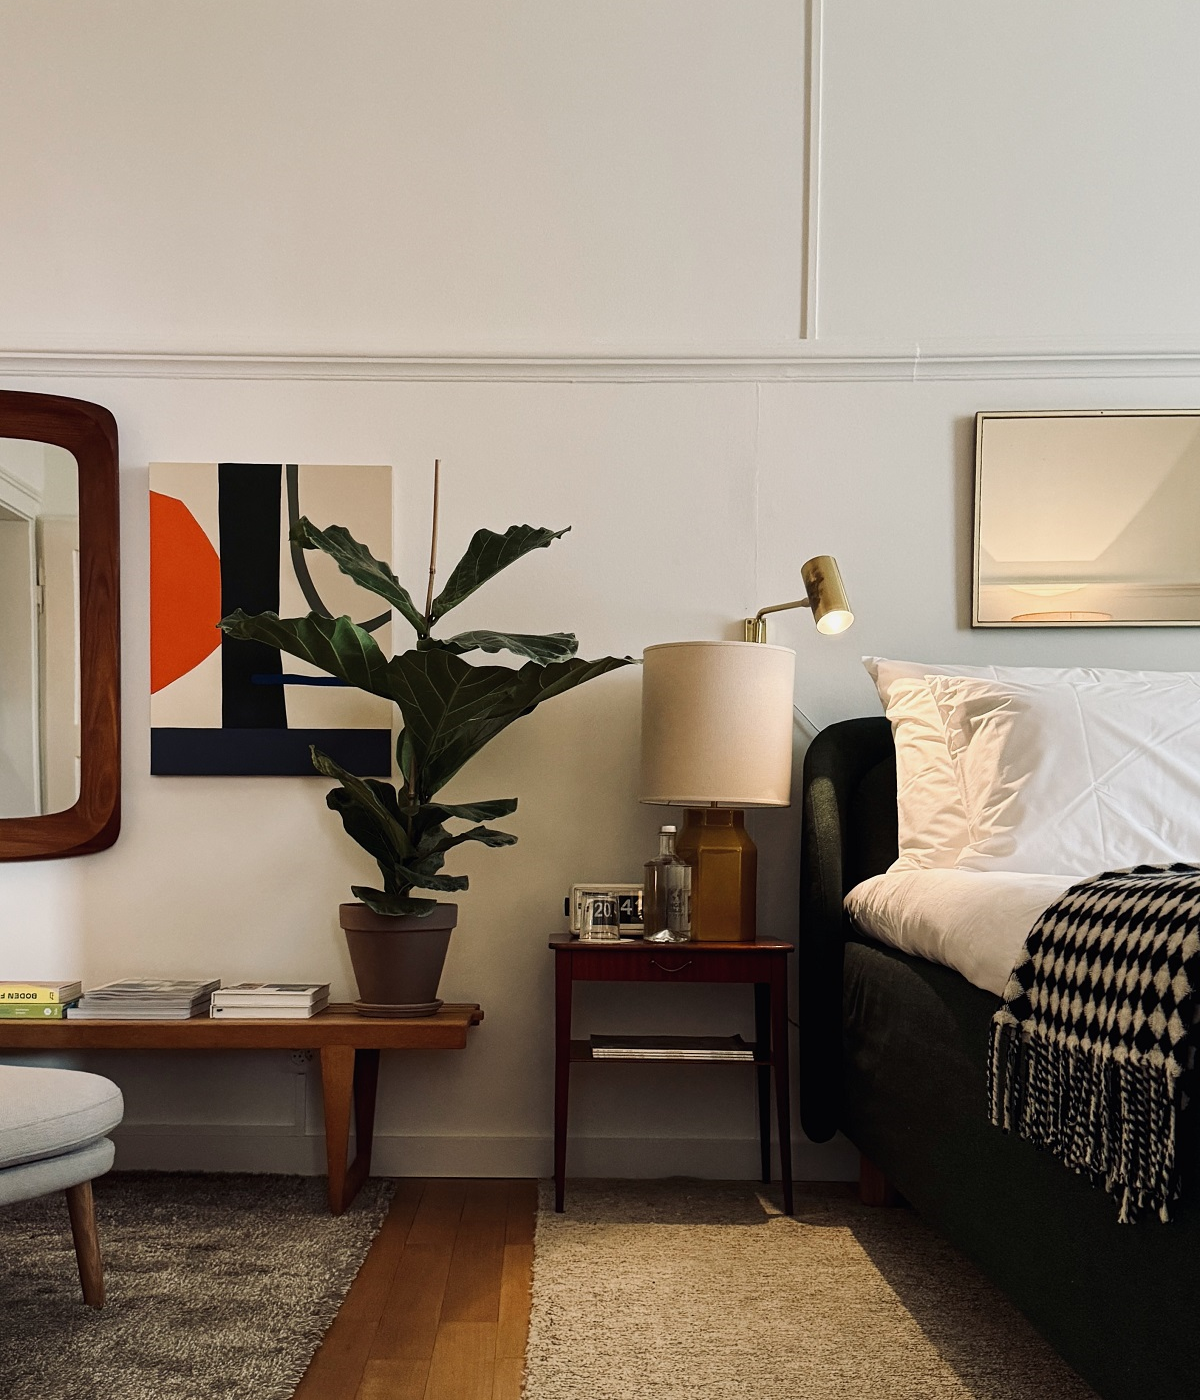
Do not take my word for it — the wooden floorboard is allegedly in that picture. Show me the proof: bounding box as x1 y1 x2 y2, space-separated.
438 1181 509 1325
424 1321 497 1400
293 1179 536 1400
357 1359 431 1400
490 1356 525 1400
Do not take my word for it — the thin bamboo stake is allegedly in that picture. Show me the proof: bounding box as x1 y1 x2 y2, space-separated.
424 458 441 622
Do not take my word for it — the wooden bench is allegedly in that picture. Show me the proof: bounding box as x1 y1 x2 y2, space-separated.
0 1002 484 1213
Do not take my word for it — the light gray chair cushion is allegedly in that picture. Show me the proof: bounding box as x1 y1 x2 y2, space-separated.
0 1066 123 1170
0 1137 114 1207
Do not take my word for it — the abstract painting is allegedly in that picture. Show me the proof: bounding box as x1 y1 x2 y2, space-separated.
150 462 393 776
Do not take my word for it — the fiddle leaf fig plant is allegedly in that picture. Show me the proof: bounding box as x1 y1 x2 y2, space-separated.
218 474 631 918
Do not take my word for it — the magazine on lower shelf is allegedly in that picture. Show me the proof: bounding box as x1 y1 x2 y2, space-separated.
589 1034 755 1061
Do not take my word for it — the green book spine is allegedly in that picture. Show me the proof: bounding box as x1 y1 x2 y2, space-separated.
0 1003 72 1019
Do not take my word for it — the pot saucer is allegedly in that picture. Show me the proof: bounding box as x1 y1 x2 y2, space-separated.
353 998 444 1019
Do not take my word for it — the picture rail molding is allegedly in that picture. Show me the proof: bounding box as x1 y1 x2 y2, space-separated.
5 346 1200 384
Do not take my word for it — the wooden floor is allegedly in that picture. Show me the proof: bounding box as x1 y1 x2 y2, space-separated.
293 1179 536 1400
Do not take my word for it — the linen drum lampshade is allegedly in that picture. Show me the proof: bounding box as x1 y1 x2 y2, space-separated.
641 642 796 807
641 642 796 940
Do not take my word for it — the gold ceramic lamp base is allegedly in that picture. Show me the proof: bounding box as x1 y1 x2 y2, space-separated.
676 808 757 942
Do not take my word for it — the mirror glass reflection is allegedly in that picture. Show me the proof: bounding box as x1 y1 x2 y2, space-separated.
0 438 80 816
975 412 1200 626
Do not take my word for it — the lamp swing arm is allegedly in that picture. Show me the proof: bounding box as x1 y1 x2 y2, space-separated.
744 597 812 642
743 554 853 643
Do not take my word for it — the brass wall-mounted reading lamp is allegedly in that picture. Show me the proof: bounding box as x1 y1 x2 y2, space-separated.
744 554 853 642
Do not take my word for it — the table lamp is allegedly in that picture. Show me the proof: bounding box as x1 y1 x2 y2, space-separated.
640 555 853 942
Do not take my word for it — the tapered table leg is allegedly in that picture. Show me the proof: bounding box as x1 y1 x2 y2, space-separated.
770 961 794 1215
320 1044 383 1215
554 951 573 1212
754 981 772 1184
65 1180 105 1307
345 1046 381 1210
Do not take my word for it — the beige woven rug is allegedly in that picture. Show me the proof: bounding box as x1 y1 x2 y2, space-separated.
525 1180 1097 1400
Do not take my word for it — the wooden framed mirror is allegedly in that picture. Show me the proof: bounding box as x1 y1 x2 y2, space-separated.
0 391 119 859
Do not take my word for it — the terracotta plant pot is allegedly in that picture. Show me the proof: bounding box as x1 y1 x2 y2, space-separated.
339 902 458 1017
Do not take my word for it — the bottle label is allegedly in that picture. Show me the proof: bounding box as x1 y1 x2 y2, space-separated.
666 883 691 934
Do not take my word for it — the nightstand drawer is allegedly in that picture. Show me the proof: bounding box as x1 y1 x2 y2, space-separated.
563 946 782 983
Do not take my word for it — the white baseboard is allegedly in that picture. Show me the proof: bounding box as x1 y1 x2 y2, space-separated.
112 1124 326 1174
110 1124 860 1181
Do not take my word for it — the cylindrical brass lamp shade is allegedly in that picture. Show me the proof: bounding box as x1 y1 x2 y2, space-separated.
640 641 796 807
801 555 853 635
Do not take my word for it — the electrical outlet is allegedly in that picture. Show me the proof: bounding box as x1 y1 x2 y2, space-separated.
287 1049 314 1072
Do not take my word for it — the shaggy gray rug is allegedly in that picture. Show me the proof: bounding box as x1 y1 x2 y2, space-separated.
526 1180 1098 1400
0 1171 393 1400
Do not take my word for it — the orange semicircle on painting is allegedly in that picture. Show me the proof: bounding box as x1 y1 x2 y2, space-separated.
150 491 222 694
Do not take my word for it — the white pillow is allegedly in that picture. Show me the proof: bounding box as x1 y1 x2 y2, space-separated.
863 657 1200 873
928 674 1200 876
878 676 970 870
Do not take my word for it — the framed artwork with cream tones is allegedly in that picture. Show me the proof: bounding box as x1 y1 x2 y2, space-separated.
974 410 1200 626
149 462 393 775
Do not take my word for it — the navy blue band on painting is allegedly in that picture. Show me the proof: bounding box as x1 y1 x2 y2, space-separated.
151 727 392 776
250 674 347 686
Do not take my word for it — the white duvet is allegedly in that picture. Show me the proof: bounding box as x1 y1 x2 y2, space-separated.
845 868 1077 997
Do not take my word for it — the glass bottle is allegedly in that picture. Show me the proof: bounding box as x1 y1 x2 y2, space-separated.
643 825 692 943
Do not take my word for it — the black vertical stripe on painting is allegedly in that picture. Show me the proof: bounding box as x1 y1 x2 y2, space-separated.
219 463 288 729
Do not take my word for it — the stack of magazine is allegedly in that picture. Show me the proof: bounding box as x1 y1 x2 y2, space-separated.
589 1034 755 1061
0 981 82 1019
67 980 220 1020
210 984 330 1019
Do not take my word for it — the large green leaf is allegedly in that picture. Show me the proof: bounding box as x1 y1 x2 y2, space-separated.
422 630 578 665
326 788 397 872
419 797 518 825
352 887 439 917
383 651 524 798
385 650 633 798
218 610 392 699
393 868 470 893
291 517 427 636
429 525 569 623
506 654 635 715
416 823 517 857
311 748 415 862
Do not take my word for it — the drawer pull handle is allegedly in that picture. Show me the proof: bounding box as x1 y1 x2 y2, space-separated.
651 959 693 974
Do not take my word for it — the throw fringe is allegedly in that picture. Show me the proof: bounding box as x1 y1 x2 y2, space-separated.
989 1012 1183 1224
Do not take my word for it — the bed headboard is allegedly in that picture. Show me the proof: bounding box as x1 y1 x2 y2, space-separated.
797 716 896 1143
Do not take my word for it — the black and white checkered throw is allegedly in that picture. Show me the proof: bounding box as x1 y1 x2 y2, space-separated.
988 863 1200 1223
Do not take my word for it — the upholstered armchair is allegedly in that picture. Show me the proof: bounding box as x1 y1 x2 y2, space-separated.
0 1065 124 1306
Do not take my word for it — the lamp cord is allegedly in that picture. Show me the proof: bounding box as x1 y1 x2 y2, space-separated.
793 704 821 737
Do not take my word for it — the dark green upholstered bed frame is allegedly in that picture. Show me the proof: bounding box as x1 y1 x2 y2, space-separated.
799 717 1200 1400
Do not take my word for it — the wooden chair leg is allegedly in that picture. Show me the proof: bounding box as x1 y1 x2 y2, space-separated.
65 1180 105 1307
859 1155 900 1207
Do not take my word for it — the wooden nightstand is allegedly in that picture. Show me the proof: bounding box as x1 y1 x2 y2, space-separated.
549 937 794 1214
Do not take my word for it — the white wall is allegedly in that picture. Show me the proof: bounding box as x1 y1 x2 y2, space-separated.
3 1 1200 1180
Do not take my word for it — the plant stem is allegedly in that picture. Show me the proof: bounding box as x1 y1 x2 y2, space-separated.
424 458 441 622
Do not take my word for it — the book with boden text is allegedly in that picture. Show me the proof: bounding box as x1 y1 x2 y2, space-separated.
0 982 82 1004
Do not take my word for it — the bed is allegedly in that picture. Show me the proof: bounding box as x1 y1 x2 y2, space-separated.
798 715 1200 1400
